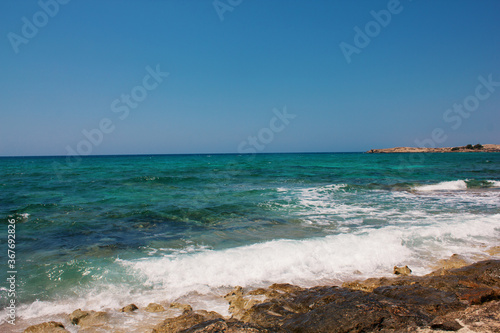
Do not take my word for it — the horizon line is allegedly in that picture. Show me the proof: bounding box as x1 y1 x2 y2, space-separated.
0 151 367 158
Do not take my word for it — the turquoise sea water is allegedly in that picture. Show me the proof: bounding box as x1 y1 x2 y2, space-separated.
1 153 499 329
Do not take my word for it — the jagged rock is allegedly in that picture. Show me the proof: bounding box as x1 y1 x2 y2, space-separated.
69 309 109 328
183 318 271 332
342 276 392 292
23 321 69 333
152 310 222 333
69 309 88 324
430 317 463 331
223 260 500 332
169 302 193 313
447 300 500 332
225 286 271 321
434 254 470 270
373 284 464 315
486 245 500 256
394 265 412 275
120 303 138 312
145 302 165 312
281 287 430 332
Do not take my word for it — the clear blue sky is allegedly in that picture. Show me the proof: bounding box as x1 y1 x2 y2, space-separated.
1 0 499 156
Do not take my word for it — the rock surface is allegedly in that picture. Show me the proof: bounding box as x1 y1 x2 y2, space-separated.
152 310 223 333
69 309 110 330
394 265 412 275
120 303 139 312
23 321 69 333
145 302 166 312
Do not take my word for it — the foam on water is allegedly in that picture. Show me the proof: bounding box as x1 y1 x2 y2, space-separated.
415 180 468 191
487 180 500 187
5 210 498 328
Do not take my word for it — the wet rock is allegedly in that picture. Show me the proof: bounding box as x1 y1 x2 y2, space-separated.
120 303 138 312
223 260 500 332
69 309 109 328
394 265 412 275
225 286 272 321
69 309 88 325
145 302 165 312
281 287 431 332
486 245 500 256
434 254 471 270
342 276 392 292
452 300 500 332
429 317 463 331
169 302 193 313
373 284 464 316
23 321 69 333
183 318 271 332
152 310 222 333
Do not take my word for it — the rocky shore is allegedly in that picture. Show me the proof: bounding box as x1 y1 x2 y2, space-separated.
366 144 500 154
24 256 500 333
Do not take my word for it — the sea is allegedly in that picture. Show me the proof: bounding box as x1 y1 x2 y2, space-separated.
0 152 499 331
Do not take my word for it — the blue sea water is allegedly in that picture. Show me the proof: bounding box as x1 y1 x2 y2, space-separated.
0 152 499 330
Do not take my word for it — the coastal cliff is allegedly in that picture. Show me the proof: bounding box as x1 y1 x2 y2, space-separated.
367 144 500 153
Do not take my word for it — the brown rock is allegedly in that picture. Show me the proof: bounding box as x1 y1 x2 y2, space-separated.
182 318 271 332
280 287 430 332
486 245 500 256
430 317 463 331
152 310 222 333
169 302 193 313
394 265 412 275
23 321 69 333
69 309 109 328
69 309 89 325
225 286 270 321
120 303 138 312
145 302 165 312
434 254 470 270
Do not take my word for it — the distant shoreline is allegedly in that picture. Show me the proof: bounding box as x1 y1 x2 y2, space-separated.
367 144 500 153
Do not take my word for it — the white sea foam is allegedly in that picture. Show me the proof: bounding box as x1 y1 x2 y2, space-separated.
3 212 499 328
415 180 468 192
487 180 500 187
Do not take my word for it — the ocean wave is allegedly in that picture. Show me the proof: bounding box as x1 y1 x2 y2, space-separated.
414 179 500 192
119 213 500 295
415 180 468 192
3 213 499 326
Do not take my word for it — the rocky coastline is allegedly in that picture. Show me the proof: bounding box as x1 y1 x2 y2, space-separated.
366 144 500 154
24 254 500 333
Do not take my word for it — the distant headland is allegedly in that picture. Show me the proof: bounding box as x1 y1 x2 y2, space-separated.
367 144 500 153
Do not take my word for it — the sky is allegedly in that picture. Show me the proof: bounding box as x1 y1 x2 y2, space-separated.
1 0 499 156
